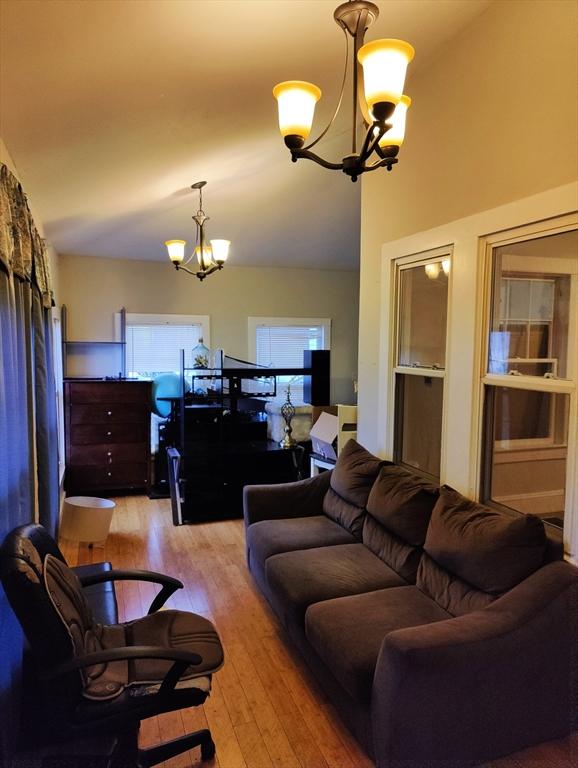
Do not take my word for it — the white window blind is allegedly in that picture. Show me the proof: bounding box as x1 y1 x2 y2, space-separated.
254 323 327 403
126 323 202 377
255 326 323 367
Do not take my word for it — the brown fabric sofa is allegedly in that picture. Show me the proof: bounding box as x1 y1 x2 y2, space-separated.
243 440 577 767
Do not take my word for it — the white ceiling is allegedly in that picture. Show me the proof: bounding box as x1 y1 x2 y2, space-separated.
0 0 491 270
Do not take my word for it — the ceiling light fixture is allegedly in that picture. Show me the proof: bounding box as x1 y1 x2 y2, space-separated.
165 181 230 281
425 260 450 280
273 0 414 182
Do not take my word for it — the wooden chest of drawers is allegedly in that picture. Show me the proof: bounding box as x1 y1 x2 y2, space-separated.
65 380 151 494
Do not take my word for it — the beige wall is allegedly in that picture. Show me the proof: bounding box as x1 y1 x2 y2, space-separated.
58 254 359 404
358 0 578 447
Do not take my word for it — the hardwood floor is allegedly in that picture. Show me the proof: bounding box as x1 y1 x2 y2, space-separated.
60 495 577 768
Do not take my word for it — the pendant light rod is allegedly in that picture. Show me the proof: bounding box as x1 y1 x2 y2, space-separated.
333 0 377 155
302 27 349 153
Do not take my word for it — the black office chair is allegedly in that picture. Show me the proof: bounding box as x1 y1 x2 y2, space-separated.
0 524 224 766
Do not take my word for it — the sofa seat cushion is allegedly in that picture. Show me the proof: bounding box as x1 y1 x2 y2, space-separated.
265 543 406 627
305 586 451 704
322 440 385 538
247 516 356 568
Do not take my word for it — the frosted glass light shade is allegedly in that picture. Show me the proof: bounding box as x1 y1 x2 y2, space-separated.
195 245 213 270
273 80 321 140
210 239 230 264
165 239 186 263
425 262 441 280
358 39 414 111
442 259 450 275
379 95 411 148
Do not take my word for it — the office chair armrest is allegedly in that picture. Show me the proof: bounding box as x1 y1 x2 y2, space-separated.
44 645 203 694
78 569 183 613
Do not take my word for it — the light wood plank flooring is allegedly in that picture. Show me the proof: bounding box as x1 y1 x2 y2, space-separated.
60 495 576 768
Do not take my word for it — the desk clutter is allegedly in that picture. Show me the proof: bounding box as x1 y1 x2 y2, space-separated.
62 342 359 525
158 349 329 524
63 348 362 525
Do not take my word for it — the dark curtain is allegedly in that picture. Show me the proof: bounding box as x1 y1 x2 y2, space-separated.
32 286 59 533
0 163 57 761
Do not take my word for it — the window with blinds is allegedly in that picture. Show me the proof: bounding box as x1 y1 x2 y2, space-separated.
253 322 329 403
125 317 206 377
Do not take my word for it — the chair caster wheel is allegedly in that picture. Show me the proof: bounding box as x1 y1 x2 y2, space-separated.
201 737 216 760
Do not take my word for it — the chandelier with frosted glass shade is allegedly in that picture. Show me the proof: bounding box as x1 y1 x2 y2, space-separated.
273 1 414 182
165 181 230 281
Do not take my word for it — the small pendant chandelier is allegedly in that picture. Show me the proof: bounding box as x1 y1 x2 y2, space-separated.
273 0 414 182
165 181 230 281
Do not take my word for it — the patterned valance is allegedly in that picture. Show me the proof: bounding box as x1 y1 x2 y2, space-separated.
0 162 54 307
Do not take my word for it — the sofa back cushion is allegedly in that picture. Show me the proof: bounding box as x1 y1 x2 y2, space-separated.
417 554 496 616
418 486 548 615
362 466 439 582
322 440 384 538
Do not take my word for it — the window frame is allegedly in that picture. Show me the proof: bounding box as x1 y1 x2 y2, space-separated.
477 214 578 547
392 246 453 481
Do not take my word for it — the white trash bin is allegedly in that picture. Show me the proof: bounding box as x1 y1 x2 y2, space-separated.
60 496 115 545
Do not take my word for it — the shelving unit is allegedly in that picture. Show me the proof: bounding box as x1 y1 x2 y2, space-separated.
177 349 278 451
61 305 126 378
160 349 330 523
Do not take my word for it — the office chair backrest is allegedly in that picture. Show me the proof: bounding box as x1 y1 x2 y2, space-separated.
5 523 67 564
0 525 82 702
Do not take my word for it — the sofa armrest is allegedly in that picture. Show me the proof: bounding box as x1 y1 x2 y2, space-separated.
371 561 578 767
243 471 332 526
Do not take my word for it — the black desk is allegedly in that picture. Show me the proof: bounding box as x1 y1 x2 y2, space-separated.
160 400 305 523
171 440 304 524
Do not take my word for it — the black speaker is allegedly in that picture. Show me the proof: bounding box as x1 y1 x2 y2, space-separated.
303 349 330 405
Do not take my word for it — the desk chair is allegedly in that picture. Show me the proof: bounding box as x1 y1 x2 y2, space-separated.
1 524 224 766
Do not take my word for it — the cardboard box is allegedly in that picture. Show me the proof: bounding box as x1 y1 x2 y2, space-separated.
310 404 358 459
309 411 338 460
311 405 338 426
337 404 357 455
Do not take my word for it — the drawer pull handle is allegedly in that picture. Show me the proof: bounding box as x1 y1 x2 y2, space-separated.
107 471 112 477
107 411 112 416
107 431 112 436
107 451 112 456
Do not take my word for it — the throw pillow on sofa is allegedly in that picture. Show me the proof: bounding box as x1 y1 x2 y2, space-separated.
322 440 385 538
363 465 439 582
418 486 548 615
